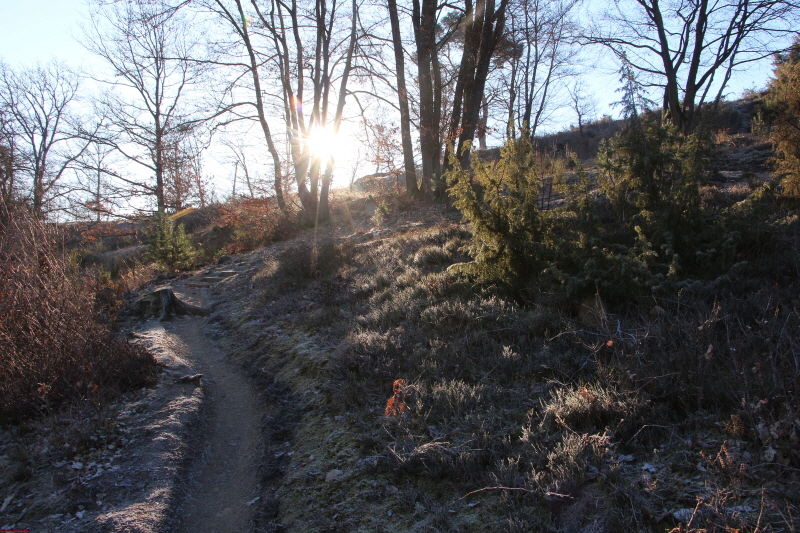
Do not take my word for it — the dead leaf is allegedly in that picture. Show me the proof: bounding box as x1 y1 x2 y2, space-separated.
704 344 714 359
578 387 596 404
384 379 409 417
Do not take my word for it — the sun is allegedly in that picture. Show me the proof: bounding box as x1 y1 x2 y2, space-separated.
306 125 340 163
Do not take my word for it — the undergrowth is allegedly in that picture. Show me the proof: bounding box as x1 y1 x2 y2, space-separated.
0 204 158 425
191 118 799 531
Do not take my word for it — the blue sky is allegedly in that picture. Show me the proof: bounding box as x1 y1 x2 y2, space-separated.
1 0 774 120
0 0 93 68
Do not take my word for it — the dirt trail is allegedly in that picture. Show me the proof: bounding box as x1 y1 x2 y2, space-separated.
171 286 262 533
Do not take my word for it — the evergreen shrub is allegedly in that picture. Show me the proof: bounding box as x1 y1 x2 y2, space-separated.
447 120 740 306
142 212 198 270
446 136 559 293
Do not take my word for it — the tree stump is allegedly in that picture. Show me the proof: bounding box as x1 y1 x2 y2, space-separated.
134 288 210 321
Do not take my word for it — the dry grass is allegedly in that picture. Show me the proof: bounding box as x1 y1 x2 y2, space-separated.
216 197 297 254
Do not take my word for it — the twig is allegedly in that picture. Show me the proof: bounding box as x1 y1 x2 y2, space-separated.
626 424 671 445
545 492 576 501
1 487 19 513
457 486 533 501
755 487 766 532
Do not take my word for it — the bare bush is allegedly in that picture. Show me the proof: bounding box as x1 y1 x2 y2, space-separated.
218 197 297 254
0 204 157 424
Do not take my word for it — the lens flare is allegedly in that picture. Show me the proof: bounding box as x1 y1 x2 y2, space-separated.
306 125 339 163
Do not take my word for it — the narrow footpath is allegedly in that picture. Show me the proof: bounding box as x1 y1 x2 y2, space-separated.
171 285 263 533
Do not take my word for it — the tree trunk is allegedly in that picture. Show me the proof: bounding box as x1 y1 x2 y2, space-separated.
318 0 359 223
454 0 508 169
413 0 438 197
507 47 517 138
477 96 489 149
388 0 419 197
443 0 479 172
233 0 286 211
431 48 444 190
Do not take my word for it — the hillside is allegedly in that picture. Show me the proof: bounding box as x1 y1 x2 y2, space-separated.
199 187 799 532
2 118 799 532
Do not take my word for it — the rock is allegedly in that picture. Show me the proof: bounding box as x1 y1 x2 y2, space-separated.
364 196 378 217
356 457 378 470
175 374 204 384
325 469 345 483
763 445 776 462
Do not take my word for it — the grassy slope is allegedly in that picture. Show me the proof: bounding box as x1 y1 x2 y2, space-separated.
208 185 799 532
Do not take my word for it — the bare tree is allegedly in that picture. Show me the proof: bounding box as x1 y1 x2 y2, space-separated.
362 1 461 197
208 0 360 223
0 103 18 207
71 143 125 221
83 0 211 213
504 0 578 137
567 78 597 137
254 0 360 223
587 0 797 133
204 0 287 210
221 137 261 198
0 61 93 216
162 129 212 211
362 115 404 174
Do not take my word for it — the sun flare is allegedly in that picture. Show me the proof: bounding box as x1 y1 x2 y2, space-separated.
306 125 340 163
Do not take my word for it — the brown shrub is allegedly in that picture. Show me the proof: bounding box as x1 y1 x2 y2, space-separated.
0 205 158 424
218 197 297 254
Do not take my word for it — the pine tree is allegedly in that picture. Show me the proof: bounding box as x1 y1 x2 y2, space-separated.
143 213 198 270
